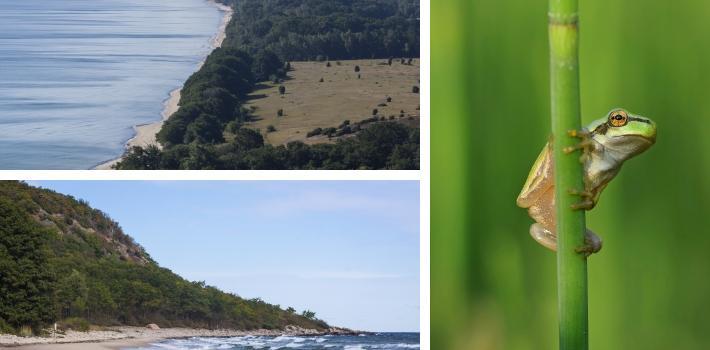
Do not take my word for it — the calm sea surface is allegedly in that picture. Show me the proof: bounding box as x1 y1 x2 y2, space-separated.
0 0 223 169
126 333 420 350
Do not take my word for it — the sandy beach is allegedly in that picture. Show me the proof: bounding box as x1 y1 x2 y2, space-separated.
0 326 355 349
94 0 233 170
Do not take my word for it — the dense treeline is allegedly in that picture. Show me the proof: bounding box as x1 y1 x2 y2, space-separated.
121 122 418 170
224 0 420 61
0 182 327 334
116 0 419 170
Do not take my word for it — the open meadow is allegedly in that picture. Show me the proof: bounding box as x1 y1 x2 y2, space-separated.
245 59 420 145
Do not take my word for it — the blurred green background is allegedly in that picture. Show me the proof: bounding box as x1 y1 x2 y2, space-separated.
432 0 710 349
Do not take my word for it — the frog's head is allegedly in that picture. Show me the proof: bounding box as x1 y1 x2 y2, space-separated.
589 108 656 160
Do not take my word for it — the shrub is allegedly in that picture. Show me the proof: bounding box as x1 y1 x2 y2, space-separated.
338 120 350 128
277 109 283 117
278 85 286 95
387 57 393 65
357 74 361 79
372 109 378 116
326 61 331 67
266 125 276 133
412 86 420 93
354 65 360 72
319 78 324 83
386 96 392 102
307 128 323 137
59 317 90 332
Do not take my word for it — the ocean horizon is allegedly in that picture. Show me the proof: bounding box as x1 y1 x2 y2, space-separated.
0 0 224 169
126 333 421 350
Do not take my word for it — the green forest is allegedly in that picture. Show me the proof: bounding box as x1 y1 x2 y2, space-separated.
0 182 328 335
116 0 420 170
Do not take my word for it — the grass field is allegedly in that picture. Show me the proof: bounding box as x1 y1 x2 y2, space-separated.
244 59 420 145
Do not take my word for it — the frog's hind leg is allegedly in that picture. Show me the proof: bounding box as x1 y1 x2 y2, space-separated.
529 223 558 251
529 223 603 256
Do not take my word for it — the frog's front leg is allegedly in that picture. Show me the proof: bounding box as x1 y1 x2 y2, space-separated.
529 223 602 256
564 129 598 210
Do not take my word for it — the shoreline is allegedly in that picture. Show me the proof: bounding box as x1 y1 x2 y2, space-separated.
94 0 233 170
1 326 360 349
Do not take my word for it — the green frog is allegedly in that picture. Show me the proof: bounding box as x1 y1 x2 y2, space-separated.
516 108 656 255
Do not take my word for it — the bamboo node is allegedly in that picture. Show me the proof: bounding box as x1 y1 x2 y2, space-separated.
548 12 579 25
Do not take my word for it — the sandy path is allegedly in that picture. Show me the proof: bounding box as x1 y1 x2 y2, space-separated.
94 0 233 169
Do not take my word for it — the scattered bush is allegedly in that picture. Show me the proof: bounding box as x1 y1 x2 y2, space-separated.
306 128 323 137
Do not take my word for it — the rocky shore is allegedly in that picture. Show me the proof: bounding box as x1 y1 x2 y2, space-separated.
0 325 362 348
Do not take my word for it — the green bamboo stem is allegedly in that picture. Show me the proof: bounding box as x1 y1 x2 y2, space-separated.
548 0 589 349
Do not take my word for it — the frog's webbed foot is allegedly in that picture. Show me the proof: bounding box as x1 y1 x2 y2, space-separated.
568 188 596 210
563 129 594 163
530 223 602 257
575 229 603 257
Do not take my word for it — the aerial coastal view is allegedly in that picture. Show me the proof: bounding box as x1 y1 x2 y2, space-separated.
0 181 420 349
0 0 420 170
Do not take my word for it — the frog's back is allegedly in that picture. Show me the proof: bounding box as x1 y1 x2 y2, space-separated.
517 142 554 208
517 142 556 231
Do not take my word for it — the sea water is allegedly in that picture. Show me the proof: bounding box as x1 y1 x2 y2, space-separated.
126 333 420 350
0 0 224 169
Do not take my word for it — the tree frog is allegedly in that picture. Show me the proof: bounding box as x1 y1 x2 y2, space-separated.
516 108 656 255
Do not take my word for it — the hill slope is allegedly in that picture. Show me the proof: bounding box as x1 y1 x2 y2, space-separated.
0 181 328 334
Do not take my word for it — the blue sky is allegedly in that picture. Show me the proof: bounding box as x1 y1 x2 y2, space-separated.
32 181 420 332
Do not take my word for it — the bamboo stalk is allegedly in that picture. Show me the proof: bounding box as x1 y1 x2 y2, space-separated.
548 0 589 349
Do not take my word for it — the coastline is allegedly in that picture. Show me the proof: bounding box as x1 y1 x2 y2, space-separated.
1 326 358 350
94 0 233 170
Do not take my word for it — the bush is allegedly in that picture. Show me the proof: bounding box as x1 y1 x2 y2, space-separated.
278 85 286 95
354 65 360 72
266 125 276 133
326 61 331 67
306 128 323 137
386 96 392 102
412 86 420 93
59 317 90 332
277 109 283 117
372 108 378 116
319 77 324 83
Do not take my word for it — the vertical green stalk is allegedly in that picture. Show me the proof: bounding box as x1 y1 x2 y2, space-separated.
548 0 588 349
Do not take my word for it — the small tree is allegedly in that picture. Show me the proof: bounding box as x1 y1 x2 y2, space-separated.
386 96 392 102
286 307 296 314
354 65 360 72
319 77 324 83
301 310 316 320
387 57 393 66
277 109 283 117
372 108 378 116
326 61 331 67
278 85 286 95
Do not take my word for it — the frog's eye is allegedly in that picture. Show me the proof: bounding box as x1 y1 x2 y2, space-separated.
608 110 628 127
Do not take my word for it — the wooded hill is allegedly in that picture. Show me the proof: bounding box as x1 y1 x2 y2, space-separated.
0 181 328 334
115 0 420 170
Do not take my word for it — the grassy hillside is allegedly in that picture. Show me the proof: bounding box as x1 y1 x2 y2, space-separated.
115 0 420 170
0 181 328 334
